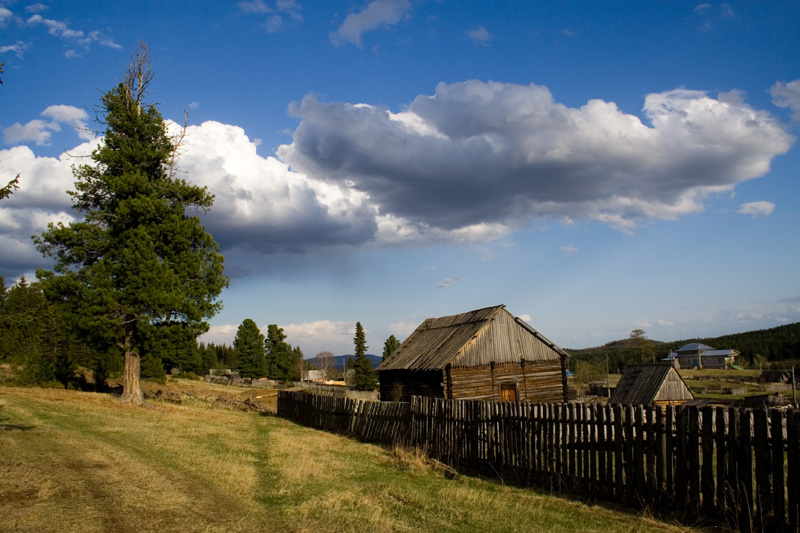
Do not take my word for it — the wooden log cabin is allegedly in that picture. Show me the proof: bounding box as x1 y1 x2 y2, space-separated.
377 305 568 403
609 364 694 406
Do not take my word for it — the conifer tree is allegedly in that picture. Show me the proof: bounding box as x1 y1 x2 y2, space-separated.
352 321 377 391
382 334 400 360
234 319 266 378
35 43 228 404
265 324 299 382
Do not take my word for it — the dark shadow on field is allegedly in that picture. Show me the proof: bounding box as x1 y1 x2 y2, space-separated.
0 412 35 431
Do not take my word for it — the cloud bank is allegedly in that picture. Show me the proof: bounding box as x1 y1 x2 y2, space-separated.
278 81 793 233
0 80 794 279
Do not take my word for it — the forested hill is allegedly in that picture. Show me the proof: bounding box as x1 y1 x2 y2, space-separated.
567 322 800 370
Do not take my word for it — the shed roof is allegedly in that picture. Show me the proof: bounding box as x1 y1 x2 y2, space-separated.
610 364 694 406
377 305 567 372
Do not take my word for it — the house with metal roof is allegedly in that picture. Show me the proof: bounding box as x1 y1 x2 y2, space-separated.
610 364 694 406
376 305 568 403
662 342 739 369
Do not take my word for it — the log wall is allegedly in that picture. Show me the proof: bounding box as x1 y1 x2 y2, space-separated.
446 361 563 403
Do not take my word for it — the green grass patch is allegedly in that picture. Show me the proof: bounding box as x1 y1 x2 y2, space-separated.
0 386 716 532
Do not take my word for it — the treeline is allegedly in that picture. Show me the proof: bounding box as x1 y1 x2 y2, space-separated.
0 274 239 388
0 275 106 389
568 322 800 373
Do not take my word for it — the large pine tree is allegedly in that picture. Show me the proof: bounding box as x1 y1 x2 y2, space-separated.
35 43 228 404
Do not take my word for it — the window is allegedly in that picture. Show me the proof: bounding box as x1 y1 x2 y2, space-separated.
500 383 517 402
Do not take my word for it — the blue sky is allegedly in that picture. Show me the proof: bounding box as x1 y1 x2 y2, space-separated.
1 1 799 357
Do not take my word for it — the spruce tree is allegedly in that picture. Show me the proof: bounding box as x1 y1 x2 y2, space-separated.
352 321 377 391
265 324 298 382
234 319 266 378
35 43 228 404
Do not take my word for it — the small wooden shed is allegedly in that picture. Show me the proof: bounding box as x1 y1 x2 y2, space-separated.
377 305 568 403
610 364 694 406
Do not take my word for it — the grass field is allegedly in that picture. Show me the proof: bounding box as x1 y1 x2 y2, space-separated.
0 385 720 533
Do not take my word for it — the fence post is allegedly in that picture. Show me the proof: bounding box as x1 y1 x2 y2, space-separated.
614 405 624 502
771 409 786 530
568 403 576 482
752 408 772 530
737 409 753 533
624 406 635 506
665 405 675 501
633 406 645 503
646 406 656 496
655 406 665 496
687 406 701 516
788 409 800 532
701 406 715 516
674 406 688 510
715 406 727 518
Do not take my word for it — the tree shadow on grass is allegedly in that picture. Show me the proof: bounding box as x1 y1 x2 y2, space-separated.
0 411 35 431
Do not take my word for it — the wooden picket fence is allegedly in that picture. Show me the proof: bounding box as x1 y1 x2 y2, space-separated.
277 391 800 532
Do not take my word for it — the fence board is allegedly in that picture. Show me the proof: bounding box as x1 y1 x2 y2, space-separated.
715 406 727 518
771 409 785 531
738 409 753 533
753 408 771 530
701 406 715 516
646 407 656 496
633 406 645 502
687 407 701 515
789 410 800 532
665 406 675 499
624 406 635 507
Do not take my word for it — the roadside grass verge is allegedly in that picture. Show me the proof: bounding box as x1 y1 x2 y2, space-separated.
0 386 719 532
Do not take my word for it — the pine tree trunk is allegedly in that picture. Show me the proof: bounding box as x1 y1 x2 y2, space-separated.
119 346 143 405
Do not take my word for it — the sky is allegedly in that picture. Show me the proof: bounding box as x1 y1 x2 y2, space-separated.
1 1 799 358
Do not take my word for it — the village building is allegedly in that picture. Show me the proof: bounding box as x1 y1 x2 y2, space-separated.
377 305 568 403
758 369 793 383
661 342 739 370
610 364 694 406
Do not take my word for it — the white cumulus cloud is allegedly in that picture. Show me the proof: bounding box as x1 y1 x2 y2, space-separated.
771 79 800 122
0 142 95 277
173 120 378 255
737 201 775 218
467 25 492 46
3 105 94 145
281 319 360 356
26 13 121 53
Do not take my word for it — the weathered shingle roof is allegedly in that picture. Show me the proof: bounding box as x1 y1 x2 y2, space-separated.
610 364 694 406
377 305 567 372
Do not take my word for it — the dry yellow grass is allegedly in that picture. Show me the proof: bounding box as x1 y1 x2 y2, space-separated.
0 386 722 533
